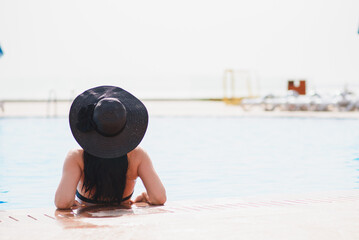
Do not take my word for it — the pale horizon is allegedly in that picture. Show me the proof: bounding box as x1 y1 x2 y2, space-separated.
0 0 358 100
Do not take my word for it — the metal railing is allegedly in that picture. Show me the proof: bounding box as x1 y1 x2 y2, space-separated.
46 90 57 117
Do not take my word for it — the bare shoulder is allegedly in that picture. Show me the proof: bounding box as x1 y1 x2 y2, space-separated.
64 149 84 168
128 146 150 165
128 146 147 157
67 148 83 158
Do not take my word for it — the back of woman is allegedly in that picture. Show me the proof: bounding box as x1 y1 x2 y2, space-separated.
54 86 166 209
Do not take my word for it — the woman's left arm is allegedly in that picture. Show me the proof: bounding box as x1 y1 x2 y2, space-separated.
54 149 82 209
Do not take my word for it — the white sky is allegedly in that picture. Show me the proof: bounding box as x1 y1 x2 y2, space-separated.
0 0 358 99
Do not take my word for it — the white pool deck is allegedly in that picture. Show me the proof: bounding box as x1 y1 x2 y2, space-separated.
1 190 359 239
1 100 359 239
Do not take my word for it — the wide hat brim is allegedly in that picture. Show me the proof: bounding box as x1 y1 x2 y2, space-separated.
69 86 148 158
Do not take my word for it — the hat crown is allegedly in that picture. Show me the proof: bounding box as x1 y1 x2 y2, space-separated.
93 98 127 137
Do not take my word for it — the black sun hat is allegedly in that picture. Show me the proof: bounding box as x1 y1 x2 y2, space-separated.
69 86 148 158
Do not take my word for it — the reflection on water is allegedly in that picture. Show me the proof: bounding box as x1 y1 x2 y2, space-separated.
55 204 134 229
73 205 133 218
1 117 359 209
54 202 166 229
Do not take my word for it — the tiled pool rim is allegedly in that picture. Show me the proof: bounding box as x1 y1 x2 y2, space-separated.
1 190 359 240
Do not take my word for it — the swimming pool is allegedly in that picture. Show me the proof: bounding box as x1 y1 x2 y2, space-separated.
0 116 359 209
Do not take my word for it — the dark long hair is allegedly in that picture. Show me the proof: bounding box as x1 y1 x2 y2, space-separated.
82 151 128 203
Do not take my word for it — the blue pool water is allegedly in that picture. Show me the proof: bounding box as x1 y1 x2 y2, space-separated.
0 116 359 209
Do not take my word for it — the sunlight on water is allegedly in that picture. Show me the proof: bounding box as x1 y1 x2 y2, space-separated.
0 117 359 209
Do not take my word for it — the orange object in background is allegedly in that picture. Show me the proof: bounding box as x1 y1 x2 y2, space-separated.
288 80 306 95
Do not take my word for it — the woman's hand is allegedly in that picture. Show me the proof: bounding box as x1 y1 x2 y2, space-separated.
134 192 150 203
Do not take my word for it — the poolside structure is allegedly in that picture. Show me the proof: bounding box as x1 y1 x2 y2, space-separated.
288 80 306 95
240 88 359 112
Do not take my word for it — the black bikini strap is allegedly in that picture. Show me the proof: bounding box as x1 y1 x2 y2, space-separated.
76 190 134 204
121 191 133 201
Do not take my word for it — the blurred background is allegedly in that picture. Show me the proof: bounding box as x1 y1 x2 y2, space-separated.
0 0 358 100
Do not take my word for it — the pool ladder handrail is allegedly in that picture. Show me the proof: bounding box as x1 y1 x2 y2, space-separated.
0 100 4 113
47 90 57 117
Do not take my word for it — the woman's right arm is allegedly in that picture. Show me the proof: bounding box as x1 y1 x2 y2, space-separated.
134 148 166 205
54 149 82 209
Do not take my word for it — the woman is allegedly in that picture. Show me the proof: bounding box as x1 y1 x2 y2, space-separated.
55 86 166 209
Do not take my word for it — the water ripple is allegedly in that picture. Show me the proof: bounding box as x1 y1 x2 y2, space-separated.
1 117 359 209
